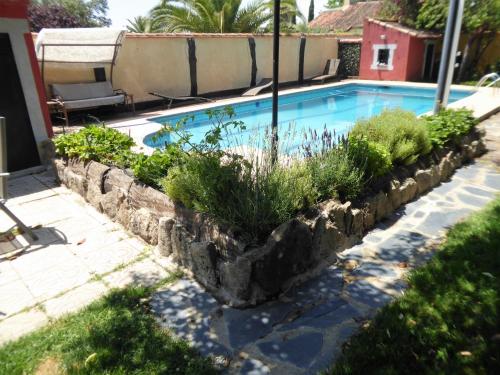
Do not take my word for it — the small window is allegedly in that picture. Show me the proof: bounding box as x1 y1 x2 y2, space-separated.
377 49 390 66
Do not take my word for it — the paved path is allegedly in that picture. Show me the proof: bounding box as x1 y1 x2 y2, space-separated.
152 113 500 374
0 171 175 345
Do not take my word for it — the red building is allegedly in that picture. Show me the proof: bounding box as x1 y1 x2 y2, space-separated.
0 0 53 172
359 18 441 82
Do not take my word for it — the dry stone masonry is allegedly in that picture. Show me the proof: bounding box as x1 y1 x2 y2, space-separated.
52 128 486 307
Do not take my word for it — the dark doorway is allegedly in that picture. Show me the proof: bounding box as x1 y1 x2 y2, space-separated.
0 34 40 172
422 42 436 81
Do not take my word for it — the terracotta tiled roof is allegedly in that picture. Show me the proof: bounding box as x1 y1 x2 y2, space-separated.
309 1 382 32
367 18 442 39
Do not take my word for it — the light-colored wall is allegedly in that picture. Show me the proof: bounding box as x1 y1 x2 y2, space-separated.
40 33 339 103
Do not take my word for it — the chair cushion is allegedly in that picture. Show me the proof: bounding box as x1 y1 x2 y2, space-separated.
51 81 115 101
62 95 125 110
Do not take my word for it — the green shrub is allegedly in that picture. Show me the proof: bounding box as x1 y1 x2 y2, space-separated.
54 125 135 163
128 147 182 188
307 146 365 201
348 136 392 178
423 108 477 148
163 154 317 239
350 109 432 166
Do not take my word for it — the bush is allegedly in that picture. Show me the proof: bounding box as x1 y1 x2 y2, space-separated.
54 125 135 163
128 147 183 188
163 153 317 239
307 146 366 201
423 108 477 148
350 109 432 166
348 136 392 178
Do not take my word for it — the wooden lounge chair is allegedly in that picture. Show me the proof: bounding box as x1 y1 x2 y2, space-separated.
311 59 341 84
49 81 134 127
242 78 273 96
149 92 213 109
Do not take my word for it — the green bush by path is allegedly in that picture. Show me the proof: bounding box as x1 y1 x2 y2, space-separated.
0 286 216 375
54 125 135 164
350 109 432 166
329 197 500 375
423 108 478 149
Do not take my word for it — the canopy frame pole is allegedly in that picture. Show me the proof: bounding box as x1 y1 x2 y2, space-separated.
271 0 281 164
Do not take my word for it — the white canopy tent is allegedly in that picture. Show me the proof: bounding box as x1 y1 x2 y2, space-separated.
35 28 125 84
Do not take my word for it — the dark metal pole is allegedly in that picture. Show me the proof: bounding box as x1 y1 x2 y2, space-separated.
434 0 460 113
271 0 281 164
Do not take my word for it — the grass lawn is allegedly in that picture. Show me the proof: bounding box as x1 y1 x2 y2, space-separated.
330 197 500 374
0 283 216 375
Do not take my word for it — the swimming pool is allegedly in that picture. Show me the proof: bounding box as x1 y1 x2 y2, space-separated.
144 83 473 151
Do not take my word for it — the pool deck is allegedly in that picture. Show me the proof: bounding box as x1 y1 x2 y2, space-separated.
103 79 500 154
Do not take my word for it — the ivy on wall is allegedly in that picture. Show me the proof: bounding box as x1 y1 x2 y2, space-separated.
338 42 361 78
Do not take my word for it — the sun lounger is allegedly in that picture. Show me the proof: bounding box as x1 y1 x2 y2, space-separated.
49 81 134 127
242 78 273 96
149 92 213 109
311 59 341 84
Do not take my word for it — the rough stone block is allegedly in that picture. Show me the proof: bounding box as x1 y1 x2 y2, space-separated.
52 159 66 184
128 183 175 218
64 169 87 196
312 216 347 261
472 139 486 156
67 158 87 176
86 161 110 189
86 183 104 212
414 169 432 194
388 179 402 210
367 191 391 221
430 165 440 187
253 219 313 295
350 208 364 237
399 178 418 204
190 242 218 288
129 208 159 245
101 189 126 219
439 155 453 181
171 223 193 268
324 201 351 232
219 256 252 301
157 217 175 256
363 207 375 231
103 168 134 194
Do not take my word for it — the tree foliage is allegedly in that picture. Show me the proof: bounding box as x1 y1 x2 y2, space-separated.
126 16 162 33
150 0 303 33
28 4 81 32
29 0 111 30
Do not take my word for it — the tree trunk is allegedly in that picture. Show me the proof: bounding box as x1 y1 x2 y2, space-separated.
457 34 476 83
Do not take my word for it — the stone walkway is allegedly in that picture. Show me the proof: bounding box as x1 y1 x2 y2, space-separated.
0 171 175 345
151 113 500 374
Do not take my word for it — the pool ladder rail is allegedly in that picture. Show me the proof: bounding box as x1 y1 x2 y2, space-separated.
475 72 500 88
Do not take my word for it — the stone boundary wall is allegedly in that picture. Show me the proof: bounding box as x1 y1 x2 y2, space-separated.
52 130 486 307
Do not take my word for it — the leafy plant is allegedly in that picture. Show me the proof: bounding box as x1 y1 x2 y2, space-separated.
348 135 392 178
350 109 432 166
53 125 135 163
128 147 182 189
423 108 477 148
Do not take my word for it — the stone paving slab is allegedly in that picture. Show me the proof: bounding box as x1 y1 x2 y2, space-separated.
0 171 177 346
153 113 500 374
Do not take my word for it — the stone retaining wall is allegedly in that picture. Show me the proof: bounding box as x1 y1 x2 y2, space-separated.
52 129 486 307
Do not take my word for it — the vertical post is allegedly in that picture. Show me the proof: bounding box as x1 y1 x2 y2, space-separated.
271 0 281 164
0 118 7 200
433 0 464 113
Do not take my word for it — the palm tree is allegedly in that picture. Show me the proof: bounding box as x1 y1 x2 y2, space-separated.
126 16 162 33
151 0 302 33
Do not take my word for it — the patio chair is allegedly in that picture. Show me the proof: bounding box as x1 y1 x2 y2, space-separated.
49 81 135 127
242 78 273 96
149 92 213 109
311 59 341 84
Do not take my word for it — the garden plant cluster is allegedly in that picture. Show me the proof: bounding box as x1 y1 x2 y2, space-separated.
54 108 477 240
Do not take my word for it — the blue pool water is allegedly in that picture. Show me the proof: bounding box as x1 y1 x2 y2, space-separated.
145 83 473 151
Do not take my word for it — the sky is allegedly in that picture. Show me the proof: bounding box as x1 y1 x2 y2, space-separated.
108 0 330 29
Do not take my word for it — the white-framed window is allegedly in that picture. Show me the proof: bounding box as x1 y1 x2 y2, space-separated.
370 44 397 71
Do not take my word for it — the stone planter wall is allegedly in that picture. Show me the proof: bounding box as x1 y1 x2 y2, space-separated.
52 129 486 307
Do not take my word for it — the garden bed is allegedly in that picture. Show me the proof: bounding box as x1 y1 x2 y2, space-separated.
52 128 486 307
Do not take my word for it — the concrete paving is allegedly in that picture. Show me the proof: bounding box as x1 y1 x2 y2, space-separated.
151 113 500 374
0 170 175 345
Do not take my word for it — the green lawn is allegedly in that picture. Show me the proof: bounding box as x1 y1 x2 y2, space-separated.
0 284 216 375
330 197 500 374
